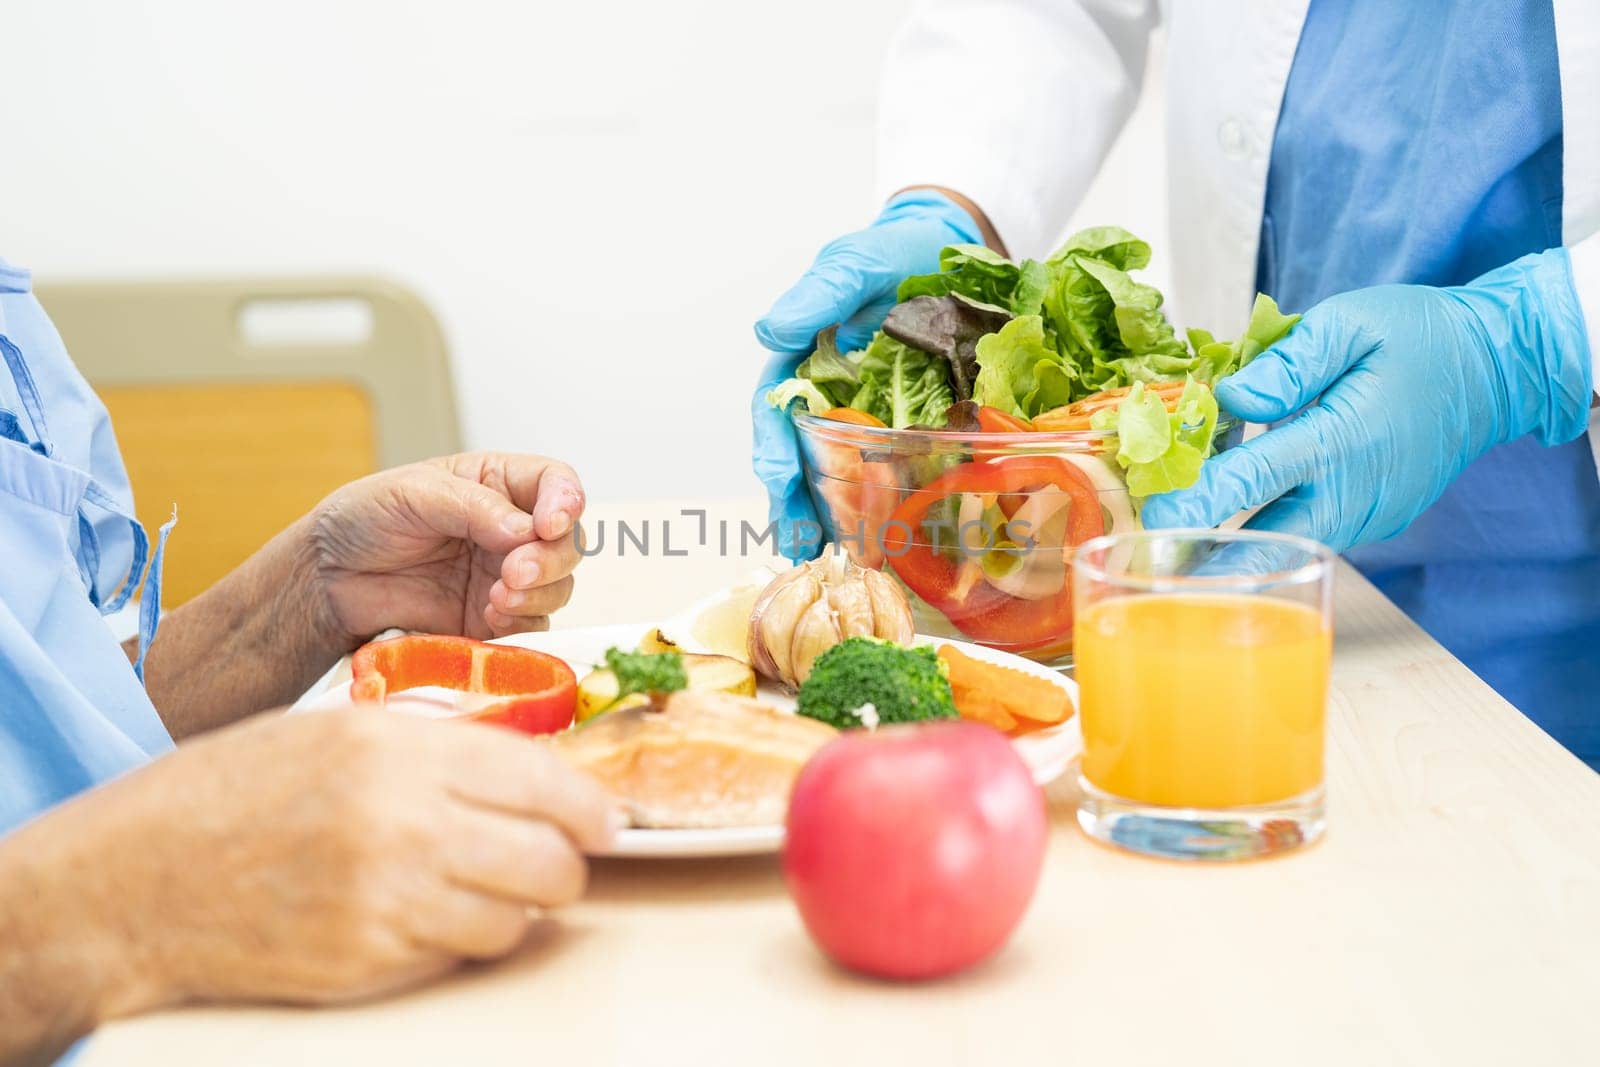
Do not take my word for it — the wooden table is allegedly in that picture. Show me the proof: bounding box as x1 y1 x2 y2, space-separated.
81 498 1600 1067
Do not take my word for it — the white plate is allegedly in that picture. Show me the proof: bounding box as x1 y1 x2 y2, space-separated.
293 622 1080 858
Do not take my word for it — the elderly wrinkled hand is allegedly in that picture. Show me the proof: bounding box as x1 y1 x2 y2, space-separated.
307 451 586 643
752 190 982 558
1140 251 1595 551
5 708 615 1038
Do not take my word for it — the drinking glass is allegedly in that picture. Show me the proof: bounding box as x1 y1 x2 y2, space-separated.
1072 529 1335 860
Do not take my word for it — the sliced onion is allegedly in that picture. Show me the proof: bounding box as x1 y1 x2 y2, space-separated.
985 491 1069 601
1059 453 1137 532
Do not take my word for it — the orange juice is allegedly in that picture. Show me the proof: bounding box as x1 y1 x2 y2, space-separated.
1074 594 1330 808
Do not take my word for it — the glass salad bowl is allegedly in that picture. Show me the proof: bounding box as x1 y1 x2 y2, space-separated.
793 411 1242 669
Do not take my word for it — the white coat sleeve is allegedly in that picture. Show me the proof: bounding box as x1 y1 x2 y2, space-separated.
875 0 1160 258
1569 236 1600 397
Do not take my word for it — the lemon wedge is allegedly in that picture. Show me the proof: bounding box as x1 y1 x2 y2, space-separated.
642 569 781 663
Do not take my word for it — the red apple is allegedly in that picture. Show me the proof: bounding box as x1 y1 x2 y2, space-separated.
782 720 1048 979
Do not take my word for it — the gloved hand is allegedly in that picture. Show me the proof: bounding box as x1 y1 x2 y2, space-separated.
753 189 982 559
1141 250 1595 551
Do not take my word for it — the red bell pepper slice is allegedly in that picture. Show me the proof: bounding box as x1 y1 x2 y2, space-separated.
882 456 1105 651
350 635 577 736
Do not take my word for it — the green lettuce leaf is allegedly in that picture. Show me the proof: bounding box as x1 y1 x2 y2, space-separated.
1011 259 1051 317
1091 377 1220 497
797 326 863 406
768 225 1301 449
1037 226 1301 409
1234 292 1302 368
1046 226 1152 272
764 325 865 414
1191 294 1302 383
767 377 836 414
1189 338 1238 384
972 316 1062 418
1042 255 1117 372
900 244 1054 316
1172 376 1221 454
1078 259 1186 359
1046 250 1189 397
1026 360 1077 415
856 333 953 428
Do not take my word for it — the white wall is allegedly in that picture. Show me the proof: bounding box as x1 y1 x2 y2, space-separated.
2 1 1168 501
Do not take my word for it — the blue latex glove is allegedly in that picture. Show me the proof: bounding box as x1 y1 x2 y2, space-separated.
1141 250 1595 551
752 190 983 560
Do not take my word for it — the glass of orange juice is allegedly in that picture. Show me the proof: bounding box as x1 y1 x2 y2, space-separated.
1072 529 1335 861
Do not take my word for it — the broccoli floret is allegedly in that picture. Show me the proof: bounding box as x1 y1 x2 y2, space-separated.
604 647 686 703
796 637 958 729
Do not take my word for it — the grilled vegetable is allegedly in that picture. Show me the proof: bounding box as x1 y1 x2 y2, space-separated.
576 651 756 723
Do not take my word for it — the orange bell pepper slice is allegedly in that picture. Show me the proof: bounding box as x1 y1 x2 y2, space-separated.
350 634 577 736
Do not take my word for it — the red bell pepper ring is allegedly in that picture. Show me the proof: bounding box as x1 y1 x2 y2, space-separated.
882 456 1105 651
350 634 577 736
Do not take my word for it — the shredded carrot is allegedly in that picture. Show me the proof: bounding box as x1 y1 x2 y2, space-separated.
1032 380 1189 432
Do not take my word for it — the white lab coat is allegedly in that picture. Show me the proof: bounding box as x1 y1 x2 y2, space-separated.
875 0 1600 407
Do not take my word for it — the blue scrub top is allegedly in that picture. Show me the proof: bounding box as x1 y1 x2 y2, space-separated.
1258 0 1600 769
0 261 173 836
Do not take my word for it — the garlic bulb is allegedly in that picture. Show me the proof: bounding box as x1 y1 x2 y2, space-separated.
747 551 915 688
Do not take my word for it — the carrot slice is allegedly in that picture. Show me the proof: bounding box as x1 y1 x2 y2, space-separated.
939 644 1073 725
950 689 1019 733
